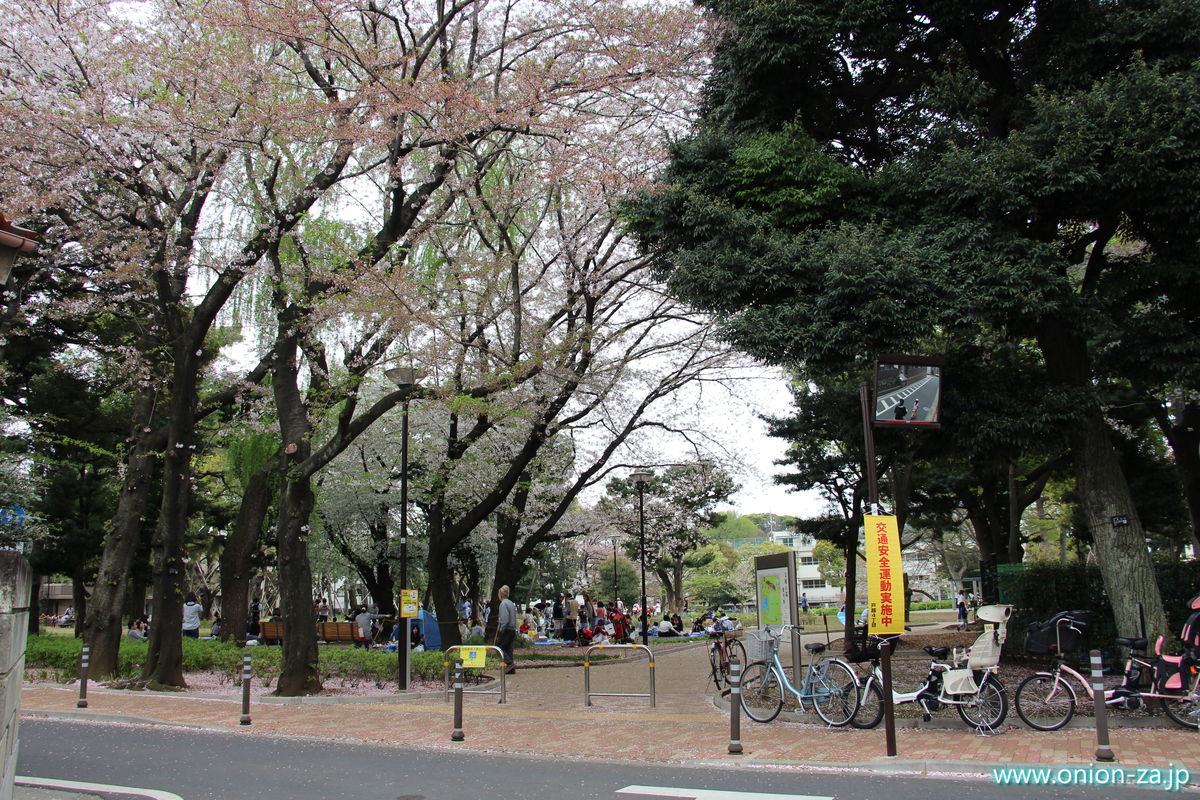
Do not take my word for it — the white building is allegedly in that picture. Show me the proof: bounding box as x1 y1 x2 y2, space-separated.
768 531 842 607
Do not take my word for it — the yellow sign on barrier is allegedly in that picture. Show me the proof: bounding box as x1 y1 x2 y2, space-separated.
864 514 905 635
460 647 487 668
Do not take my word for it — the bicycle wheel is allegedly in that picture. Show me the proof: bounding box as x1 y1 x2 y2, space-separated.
809 658 859 727
1161 679 1200 729
957 674 1009 730
740 661 783 723
708 642 726 690
1014 672 1076 731
850 678 884 729
726 638 748 677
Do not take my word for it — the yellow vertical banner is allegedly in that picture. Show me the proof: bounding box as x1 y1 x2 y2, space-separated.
864 515 905 635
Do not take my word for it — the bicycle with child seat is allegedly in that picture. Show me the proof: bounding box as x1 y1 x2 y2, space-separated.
708 629 747 690
1014 609 1200 731
849 604 1014 732
739 623 859 726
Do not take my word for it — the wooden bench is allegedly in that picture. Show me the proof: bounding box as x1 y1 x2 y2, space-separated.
318 621 358 643
257 620 284 644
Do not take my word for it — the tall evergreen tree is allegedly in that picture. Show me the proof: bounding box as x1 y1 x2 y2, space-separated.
629 1 1200 642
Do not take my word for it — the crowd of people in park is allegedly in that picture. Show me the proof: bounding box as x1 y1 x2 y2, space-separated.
141 585 743 669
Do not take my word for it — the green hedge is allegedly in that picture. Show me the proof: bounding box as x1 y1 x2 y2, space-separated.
999 561 1200 656
24 636 465 687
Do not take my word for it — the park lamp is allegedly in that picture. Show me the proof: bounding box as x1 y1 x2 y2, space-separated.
385 364 425 693
630 471 652 645
385 366 426 389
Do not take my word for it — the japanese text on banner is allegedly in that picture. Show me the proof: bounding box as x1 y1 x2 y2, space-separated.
864 515 905 635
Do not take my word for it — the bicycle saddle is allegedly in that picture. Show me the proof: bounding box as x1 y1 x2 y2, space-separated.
1115 637 1147 651
805 642 827 654
923 646 951 659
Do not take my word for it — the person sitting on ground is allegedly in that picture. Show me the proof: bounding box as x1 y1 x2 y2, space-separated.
656 616 681 637
469 616 484 640
670 612 684 632
126 619 147 641
410 620 425 651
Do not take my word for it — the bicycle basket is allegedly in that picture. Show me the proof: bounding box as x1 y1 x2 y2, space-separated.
1024 610 1090 655
745 629 777 662
844 635 881 663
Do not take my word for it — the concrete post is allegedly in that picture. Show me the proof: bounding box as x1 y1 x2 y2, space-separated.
1091 649 1115 762
239 654 252 725
728 657 743 755
0 552 32 800
451 661 465 742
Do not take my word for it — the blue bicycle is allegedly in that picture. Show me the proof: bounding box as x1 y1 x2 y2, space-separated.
740 623 859 725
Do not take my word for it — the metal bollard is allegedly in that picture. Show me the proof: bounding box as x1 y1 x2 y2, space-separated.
728 657 743 754
240 653 253 725
1090 649 1115 762
451 661 465 742
649 655 656 708
77 645 89 709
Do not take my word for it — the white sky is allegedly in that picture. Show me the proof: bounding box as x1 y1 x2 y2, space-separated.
663 364 827 520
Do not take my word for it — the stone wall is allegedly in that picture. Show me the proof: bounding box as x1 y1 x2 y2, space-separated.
0 552 31 800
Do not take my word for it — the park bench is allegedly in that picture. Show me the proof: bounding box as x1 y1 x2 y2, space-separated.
257 620 284 644
318 621 358 643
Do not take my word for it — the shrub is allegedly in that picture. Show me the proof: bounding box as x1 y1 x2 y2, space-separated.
910 600 953 610
23 635 462 686
999 561 1200 655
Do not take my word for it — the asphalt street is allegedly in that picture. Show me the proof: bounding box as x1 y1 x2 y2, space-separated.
18 718 1146 800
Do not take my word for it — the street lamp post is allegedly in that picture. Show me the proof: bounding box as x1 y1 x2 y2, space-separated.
386 366 424 691
630 471 652 647
611 538 618 608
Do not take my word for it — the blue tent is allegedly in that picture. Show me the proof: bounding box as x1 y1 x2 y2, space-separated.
418 608 441 650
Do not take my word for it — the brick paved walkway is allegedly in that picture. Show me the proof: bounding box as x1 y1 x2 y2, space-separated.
20 641 1200 775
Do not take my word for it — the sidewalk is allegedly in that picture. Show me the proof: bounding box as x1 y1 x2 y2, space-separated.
17 640 1200 785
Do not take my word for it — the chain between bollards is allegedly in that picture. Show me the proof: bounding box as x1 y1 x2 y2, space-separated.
240 653 253 725
76 645 89 709
1090 649 1115 762
728 656 743 755
451 661 465 742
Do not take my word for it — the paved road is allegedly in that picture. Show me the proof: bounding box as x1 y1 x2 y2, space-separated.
17 718 1144 800
876 376 940 423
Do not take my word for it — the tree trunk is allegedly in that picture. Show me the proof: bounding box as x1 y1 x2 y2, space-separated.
1039 319 1168 643
219 458 276 643
843 523 857 644
671 559 685 613
428 542 461 649
486 519 520 641
83 390 160 679
274 475 322 695
1153 401 1200 552
71 564 87 638
362 519 397 616
27 574 41 636
1069 410 1169 641
270 323 322 695
144 330 209 689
